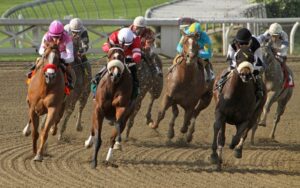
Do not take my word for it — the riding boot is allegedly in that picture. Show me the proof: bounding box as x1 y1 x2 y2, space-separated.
27 57 41 78
205 61 214 82
217 66 233 92
129 64 140 99
66 64 75 89
91 66 107 98
255 76 264 101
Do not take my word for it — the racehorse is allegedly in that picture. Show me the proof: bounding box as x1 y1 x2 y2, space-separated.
150 31 214 143
211 48 266 170
85 46 135 168
255 43 294 139
57 35 92 140
125 42 163 140
26 41 65 161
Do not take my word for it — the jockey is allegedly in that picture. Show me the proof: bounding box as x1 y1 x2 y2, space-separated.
92 27 142 99
257 23 293 86
129 16 162 76
218 28 266 99
28 20 75 89
176 22 215 82
64 18 90 63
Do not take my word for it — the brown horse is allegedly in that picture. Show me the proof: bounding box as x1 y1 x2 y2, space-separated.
57 35 92 140
255 43 294 139
125 45 163 140
150 32 214 143
26 41 65 161
211 48 266 170
85 46 135 168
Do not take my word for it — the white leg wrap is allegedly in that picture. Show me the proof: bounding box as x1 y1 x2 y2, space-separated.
106 147 113 161
23 123 31 136
84 135 94 148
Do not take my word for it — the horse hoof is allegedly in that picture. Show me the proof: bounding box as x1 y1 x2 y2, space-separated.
167 130 174 139
91 161 97 169
186 134 193 143
22 124 31 137
33 154 43 162
258 122 266 127
149 123 158 129
85 140 93 149
103 161 118 168
210 153 219 164
113 142 122 151
76 125 83 132
50 127 57 136
234 149 242 159
57 134 62 141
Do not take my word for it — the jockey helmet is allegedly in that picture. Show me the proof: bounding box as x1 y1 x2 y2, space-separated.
133 16 146 27
118 28 134 46
188 22 202 34
49 20 64 37
269 23 282 35
235 28 252 43
70 18 83 32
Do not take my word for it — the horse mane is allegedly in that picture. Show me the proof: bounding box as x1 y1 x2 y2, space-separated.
43 41 59 57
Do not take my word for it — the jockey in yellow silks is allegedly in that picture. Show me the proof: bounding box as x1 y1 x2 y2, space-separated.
176 22 214 82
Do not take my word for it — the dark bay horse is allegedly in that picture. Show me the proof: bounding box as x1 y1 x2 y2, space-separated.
150 32 214 143
211 48 266 170
57 35 92 140
26 41 65 161
256 44 294 139
85 47 135 168
125 43 163 140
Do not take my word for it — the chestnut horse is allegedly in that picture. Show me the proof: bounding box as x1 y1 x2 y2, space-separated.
150 32 214 143
58 35 92 140
26 41 65 161
256 43 294 139
85 47 135 168
211 48 266 170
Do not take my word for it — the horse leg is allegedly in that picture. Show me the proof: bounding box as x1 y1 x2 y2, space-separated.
180 109 193 135
34 108 57 161
125 94 144 141
167 104 179 140
76 89 90 132
258 91 277 127
113 107 127 150
150 95 173 129
270 92 291 139
85 101 97 148
231 121 250 159
58 93 79 140
91 105 103 169
145 94 156 126
29 110 39 154
211 113 225 169
187 91 213 143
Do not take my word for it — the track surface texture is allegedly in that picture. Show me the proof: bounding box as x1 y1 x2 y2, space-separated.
0 59 299 188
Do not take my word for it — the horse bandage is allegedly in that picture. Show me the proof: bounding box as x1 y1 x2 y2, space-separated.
237 61 254 74
107 59 125 74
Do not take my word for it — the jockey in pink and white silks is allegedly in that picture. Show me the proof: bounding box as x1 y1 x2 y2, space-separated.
33 20 75 89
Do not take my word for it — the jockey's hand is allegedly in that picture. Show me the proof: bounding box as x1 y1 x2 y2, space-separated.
253 70 260 76
60 58 66 64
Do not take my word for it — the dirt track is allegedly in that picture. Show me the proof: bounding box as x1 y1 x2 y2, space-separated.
0 60 299 187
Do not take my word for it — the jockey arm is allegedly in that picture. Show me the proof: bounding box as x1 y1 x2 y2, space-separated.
253 47 266 73
60 40 74 63
277 31 289 57
130 37 142 63
198 32 212 60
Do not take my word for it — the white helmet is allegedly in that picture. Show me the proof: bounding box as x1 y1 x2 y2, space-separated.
118 28 134 46
70 18 83 32
269 23 282 35
133 16 146 27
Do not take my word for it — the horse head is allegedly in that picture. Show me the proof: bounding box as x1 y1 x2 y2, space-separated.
107 59 125 83
180 31 200 64
261 42 278 69
107 45 125 62
72 35 82 64
235 47 255 83
41 41 61 85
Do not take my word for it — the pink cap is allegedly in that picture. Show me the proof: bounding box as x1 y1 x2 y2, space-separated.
49 20 64 37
